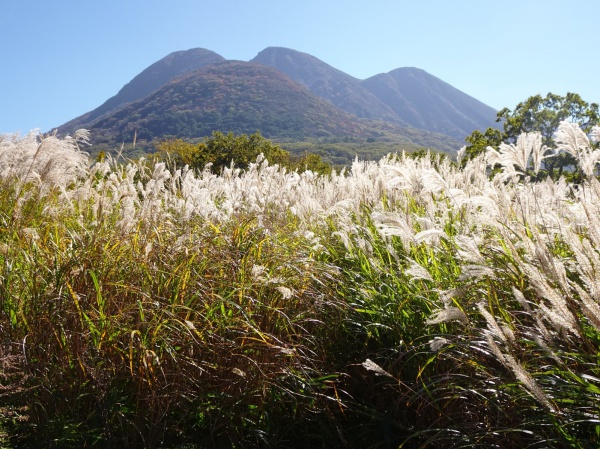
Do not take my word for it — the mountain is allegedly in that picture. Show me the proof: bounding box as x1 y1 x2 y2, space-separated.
56 46 501 159
67 60 460 155
251 47 399 123
251 47 497 141
60 48 226 130
361 68 498 140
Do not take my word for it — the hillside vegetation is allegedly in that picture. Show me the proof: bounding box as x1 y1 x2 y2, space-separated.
59 61 461 162
55 47 498 160
253 47 498 140
2 122 600 448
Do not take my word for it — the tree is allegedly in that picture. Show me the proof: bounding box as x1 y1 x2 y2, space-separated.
463 92 599 178
289 152 332 175
155 138 199 166
462 127 504 162
192 131 290 172
154 131 332 175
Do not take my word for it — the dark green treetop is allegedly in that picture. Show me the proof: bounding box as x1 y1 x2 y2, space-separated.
155 131 332 175
462 92 599 179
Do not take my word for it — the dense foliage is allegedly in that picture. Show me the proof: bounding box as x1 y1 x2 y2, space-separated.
2 121 600 448
155 131 332 175
60 60 463 160
463 92 600 180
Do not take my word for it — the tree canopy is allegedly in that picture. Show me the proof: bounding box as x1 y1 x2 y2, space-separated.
463 92 599 179
155 131 332 175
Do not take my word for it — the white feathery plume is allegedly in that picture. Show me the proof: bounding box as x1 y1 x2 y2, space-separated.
579 148 600 177
484 145 502 168
485 132 547 177
573 283 600 333
459 264 496 282
502 342 557 412
501 325 516 343
590 125 600 143
275 286 293 299
425 307 468 326
512 287 532 312
484 325 556 411
405 259 433 282
362 359 395 379
384 157 426 196
477 302 510 344
421 168 448 194
371 211 414 249
456 146 466 165
455 235 485 264
413 228 446 246
554 120 590 160
525 264 579 337
429 337 451 352
0 129 89 193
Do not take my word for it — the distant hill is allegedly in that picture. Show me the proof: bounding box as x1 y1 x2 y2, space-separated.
251 47 497 141
55 46 501 160
63 60 460 155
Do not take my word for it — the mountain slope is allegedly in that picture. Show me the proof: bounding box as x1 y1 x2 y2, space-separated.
251 47 497 141
58 48 225 130
59 60 461 155
54 46 504 158
361 67 498 140
251 47 400 123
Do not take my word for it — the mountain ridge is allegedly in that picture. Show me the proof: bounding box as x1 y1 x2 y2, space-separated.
251 47 401 124
252 47 497 140
76 60 460 155
56 46 497 158
59 48 226 131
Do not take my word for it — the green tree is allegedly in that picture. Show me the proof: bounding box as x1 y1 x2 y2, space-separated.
462 127 504 163
463 92 599 178
155 138 199 166
154 131 332 175
289 152 332 175
192 131 290 173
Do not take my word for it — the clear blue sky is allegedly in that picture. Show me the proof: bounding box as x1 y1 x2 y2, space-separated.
1 0 598 135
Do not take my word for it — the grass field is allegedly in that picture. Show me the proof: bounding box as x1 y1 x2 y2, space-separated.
1 124 600 448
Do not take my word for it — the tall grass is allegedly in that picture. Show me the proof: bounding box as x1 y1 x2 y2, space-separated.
1 123 600 447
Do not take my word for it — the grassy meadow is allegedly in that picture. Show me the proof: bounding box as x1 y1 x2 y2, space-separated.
1 124 600 448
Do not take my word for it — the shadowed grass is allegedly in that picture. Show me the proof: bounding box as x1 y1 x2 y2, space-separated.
0 178 345 447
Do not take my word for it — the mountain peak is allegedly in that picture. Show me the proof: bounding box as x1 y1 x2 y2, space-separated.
252 47 400 122
253 47 358 84
58 47 225 131
57 46 498 156
361 67 497 138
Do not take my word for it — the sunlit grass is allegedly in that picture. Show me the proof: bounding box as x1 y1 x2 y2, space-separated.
1 124 600 447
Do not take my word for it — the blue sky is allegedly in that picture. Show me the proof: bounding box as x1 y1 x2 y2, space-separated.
1 0 598 135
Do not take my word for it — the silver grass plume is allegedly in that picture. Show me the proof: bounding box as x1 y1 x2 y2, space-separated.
0 129 89 193
554 121 590 160
485 334 557 412
485 132 548 177
425 307 469 326
554 121 600 177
